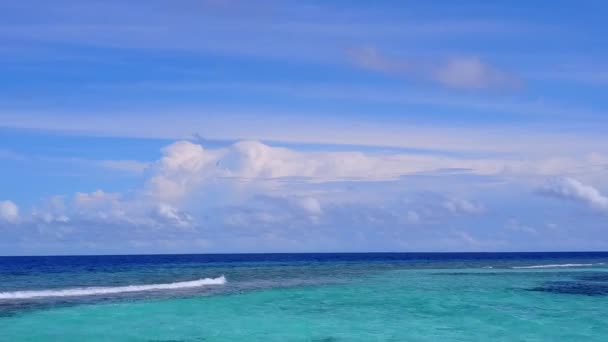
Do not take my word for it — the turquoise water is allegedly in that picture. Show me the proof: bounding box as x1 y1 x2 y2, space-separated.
1 253 607 341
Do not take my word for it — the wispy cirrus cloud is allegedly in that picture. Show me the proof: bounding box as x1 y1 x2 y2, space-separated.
3 108 607 157
0 149 149 174
97 159 149 174
349 47 521 90
0 0 547 66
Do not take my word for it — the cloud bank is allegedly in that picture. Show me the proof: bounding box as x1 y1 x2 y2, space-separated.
4 140 607 229
2 140 608 254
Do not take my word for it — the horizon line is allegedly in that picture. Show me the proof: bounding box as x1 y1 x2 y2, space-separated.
2 251 608 258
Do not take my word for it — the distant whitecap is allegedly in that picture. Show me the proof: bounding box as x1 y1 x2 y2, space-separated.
0 276 226 300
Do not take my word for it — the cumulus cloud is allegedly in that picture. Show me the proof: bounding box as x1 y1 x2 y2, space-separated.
23 189 194 230
539 177 608 213
0 200 19 223
350 47 519 90
145 139 593 206
31 196 70 224
147 141 220 202
154 203 194 228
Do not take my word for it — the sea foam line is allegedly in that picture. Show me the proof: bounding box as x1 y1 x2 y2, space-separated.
511 263 603 269
0 276 226 300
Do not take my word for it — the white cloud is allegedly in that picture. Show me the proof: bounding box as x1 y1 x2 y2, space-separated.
294 197 322 216
71 190 135 224
6 141 603 235
432 57 519 90
25 190 193 230
146 141 220 203
443 198 484 214
0 200 19 223
350 47 519 90
74 190 121 209
109 140 606 231
349 46 406 74
539 177 608 213
154 203 193 228
146 140 599 207
7 139 603 254
3 109 605 157
31 196 70 224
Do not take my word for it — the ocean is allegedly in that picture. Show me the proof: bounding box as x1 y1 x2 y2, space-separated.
1 252 607 341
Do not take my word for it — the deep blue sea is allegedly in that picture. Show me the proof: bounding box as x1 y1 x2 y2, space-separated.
1 252 608 341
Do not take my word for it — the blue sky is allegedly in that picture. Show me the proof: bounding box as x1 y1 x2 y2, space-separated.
1 0 608 255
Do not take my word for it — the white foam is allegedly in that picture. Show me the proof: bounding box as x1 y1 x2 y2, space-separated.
511 263 602 269
0 276 226 300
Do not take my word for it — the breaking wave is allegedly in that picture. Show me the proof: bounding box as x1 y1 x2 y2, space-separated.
511 263 603 269
0 276 226 300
